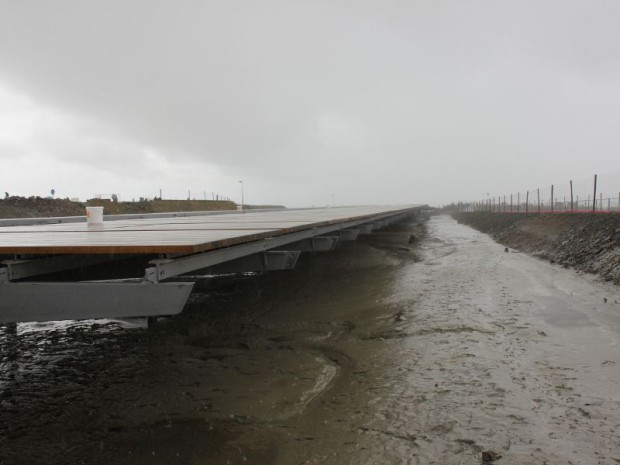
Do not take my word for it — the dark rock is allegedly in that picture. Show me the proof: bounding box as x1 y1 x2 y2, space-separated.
481 450 500 462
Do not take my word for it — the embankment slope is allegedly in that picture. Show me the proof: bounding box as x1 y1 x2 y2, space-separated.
0 197 284 219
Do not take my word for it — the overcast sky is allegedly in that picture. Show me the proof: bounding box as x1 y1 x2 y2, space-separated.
0 1 619 207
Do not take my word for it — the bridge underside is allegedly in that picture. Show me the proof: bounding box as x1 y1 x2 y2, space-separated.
0 207 420 323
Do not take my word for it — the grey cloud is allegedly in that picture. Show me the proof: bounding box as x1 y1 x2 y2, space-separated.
0 0 619 205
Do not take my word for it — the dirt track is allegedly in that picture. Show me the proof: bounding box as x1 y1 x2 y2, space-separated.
1 215 619 464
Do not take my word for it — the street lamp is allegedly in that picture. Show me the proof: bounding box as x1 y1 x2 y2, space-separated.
238 180 244 210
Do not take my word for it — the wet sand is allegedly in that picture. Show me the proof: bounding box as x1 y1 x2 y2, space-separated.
360 216 620 464
1 215 619 464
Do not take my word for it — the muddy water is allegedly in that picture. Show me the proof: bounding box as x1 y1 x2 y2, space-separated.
2 216 620 465
0 220 423 464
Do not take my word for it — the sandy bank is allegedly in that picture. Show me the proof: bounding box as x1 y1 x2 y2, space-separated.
452 212 620 285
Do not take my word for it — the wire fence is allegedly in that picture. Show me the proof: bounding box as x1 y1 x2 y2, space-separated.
457 173 620 214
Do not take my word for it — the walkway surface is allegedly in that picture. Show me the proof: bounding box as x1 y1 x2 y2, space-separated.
0 206 413 254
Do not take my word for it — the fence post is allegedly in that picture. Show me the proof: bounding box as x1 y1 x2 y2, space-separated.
570 180 574 212
510 194 513 212
517 193 520 212
525 191 529 213
537 188 540 212
593 174 598 211
551 185 554 212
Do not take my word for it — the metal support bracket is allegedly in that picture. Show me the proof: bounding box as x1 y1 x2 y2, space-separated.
311 236 340 251
264 251 300 270
198 251 301 275
358 224 374 234
339 229 360 241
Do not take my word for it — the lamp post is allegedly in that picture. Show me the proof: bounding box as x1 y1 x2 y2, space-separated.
238 180 244 210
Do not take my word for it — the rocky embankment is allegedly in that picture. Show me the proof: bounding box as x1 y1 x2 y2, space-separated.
452 212 620 285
